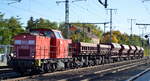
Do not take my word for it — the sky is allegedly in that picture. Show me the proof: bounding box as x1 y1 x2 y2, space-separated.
1 0 150 36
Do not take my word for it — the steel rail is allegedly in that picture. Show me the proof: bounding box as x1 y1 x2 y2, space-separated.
3 58 149 81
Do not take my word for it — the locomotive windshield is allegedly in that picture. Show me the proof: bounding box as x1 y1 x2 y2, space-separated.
54 32 63 39
30 30 55 38
30 29 64 39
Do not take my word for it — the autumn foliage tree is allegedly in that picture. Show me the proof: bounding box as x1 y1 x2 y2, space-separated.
101 32 118 43
59 23 103 42
101 30 144 47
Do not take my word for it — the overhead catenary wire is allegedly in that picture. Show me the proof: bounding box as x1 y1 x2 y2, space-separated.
141 2 150 15
28 0 63 21
9 5 48 17
69 5 87 22
71 3 102 20
69 0 108 31
1 0 64 22
31 0 62 15
1 0 108 26
70 4 95 22
140 1 150 34
0 1 49 18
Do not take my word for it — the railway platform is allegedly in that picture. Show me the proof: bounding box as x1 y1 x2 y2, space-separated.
127 67 150 81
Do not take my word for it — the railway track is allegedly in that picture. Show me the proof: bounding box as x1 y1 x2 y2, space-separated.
2 57 149 81
0 67 21 80
0 66 9 69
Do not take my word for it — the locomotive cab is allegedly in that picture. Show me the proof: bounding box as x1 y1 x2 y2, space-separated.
48 29 72 58
30 29 72 58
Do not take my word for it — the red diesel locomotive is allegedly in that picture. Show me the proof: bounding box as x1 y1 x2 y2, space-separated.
9 28 144 73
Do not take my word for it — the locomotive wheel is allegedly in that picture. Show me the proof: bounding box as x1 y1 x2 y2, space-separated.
44 63 51 72
64 62 69 69
51 64 57 72
40 64 45 73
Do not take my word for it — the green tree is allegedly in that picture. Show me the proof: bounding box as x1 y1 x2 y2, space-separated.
27 17 58 30
0 13 24 44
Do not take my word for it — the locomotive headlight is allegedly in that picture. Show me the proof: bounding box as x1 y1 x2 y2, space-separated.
32 55 35 58
13 55 16 57
31 52 35 58
12 52 16 57
13 51 16 55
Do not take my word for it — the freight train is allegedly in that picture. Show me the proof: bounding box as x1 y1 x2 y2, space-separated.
8 28 144 74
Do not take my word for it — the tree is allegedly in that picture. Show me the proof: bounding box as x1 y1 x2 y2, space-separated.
102 31 129 43
27 17 58 30
59 23 103 42
0 13 24 44
26 17 34 30
101 33 118 43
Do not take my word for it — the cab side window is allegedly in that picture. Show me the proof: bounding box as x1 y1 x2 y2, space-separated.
54 32 63 39
44 31 55 38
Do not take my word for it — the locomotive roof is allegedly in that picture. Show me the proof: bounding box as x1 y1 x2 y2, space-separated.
30 28 61 32
52 29 61 32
